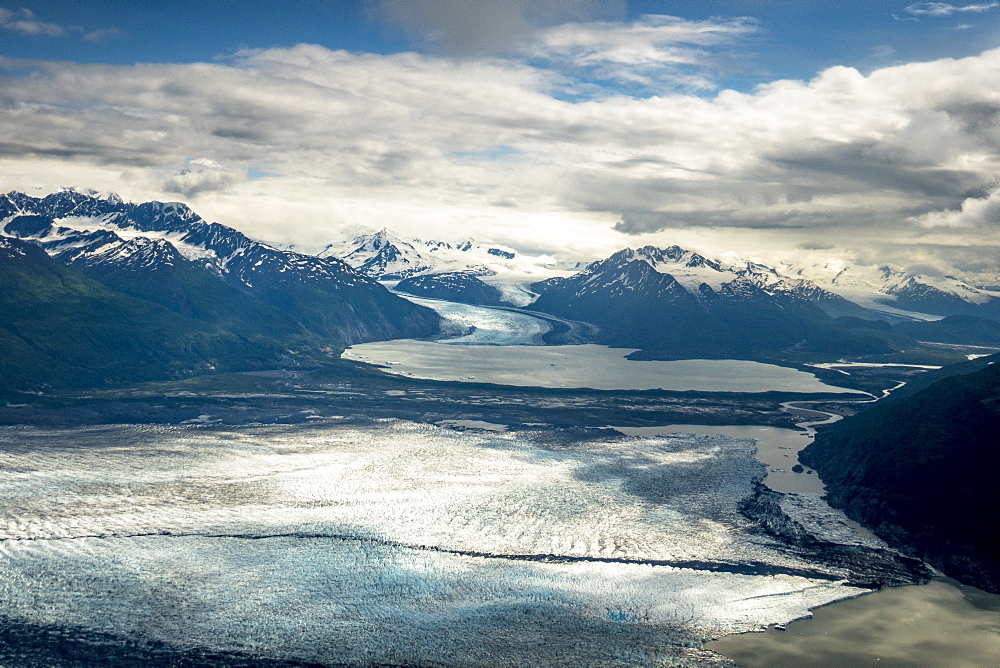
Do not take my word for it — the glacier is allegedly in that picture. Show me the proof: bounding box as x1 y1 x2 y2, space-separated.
0 421 877 666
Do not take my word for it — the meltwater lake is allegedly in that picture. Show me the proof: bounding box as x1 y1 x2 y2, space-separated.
345 297 853 393
344 341 855 393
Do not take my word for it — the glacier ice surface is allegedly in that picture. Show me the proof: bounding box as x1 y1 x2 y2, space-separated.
0 421 869 666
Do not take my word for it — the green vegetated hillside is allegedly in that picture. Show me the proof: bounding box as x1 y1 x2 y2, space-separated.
0 237 293 390
0 190 443 393
801 355 1000 592
72 238 312 342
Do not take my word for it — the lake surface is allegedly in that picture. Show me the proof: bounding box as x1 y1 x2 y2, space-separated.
349 297 855 393
707 578 1000 667
344 342 855 393
612 424 822 494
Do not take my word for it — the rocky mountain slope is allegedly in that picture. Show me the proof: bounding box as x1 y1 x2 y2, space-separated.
394 271 506 306
0 190 441 391
329 228 1000 321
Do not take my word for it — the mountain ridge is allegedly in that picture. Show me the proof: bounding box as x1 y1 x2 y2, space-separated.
1 190 440 347
324 227 1000 321
529 245 913 359
800 355 1000 592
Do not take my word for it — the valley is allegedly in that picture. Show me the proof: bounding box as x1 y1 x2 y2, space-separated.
1 190 998 667
5 2 1000 661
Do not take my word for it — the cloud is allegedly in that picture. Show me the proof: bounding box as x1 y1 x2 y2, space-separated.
0 6 120 41
797 241 836 251
162 158 241 197
913 187 1000 227
0 7 64 36
374 0 623 55
80 27 123 43
529 14 759 92
0 43 998 279
376 4 756 93
904 2 999 16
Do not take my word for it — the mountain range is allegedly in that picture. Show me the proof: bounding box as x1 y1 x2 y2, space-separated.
316 228 582 306
327 230 999 357
3 190 998 390
329 226 1000 322
0 190 439 390
529 246 913 358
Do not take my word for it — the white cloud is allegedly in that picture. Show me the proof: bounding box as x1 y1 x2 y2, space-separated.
0 7 63 36
0 42 998 281
0 6 120 41
904 2 999 16
162 158 241 197
914 187 1000 227
529 14 758 92
376 5 756 93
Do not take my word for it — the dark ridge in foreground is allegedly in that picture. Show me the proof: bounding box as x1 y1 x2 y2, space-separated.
801 357 1000 592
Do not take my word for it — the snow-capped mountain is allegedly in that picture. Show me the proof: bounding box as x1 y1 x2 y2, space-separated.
319 227 570 281
538 245 870 317
530 245 911 358
0 190 439 345
775 259 1000 321
536 244 1000 322
0 233 314 390
394 271 506 307
2 192 363 289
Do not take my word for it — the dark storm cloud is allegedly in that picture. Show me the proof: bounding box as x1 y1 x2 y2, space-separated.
374 0 623 55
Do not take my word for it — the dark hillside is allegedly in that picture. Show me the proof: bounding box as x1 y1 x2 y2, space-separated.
0 236 288 390
395 271 506 306
801 360 1000 591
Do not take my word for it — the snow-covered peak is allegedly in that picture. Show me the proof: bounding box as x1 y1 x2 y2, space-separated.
774 257 1000 318
599 245 733 293
325 227 564 283
0 190 371 291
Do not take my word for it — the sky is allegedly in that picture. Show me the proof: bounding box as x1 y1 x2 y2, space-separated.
1 1 999 283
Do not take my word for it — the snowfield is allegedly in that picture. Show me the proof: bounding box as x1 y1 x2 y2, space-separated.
0 421 873 666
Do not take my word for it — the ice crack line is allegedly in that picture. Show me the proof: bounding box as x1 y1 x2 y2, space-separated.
0 529 843 581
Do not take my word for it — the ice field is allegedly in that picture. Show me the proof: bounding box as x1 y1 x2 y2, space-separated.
0 421 874 666
398 295 552 345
